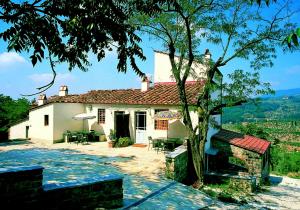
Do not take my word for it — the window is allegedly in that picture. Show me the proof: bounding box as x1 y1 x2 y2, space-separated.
44 115 49 126
135 111 147 130
154 109 168 130
98 109 105 124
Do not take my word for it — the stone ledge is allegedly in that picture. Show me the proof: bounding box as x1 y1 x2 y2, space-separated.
205 171 256 180
43 174 123 191
166 145 187 159
0 165 44 175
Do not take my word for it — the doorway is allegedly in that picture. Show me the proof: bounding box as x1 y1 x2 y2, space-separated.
135 111 147 144
25 126 29 139
114 111 130 139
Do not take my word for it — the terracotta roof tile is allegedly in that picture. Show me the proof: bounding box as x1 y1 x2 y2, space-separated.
46 81 204 106
212 129 271 154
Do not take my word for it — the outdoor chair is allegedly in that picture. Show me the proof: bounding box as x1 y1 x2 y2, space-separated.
65 130 73 143
75 133 82 145
81 133 88 144
155 139 166 153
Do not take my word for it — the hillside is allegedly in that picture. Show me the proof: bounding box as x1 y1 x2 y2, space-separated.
223 94 300 123
263 88 300 98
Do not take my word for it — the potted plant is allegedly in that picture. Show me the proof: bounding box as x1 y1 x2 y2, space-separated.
108 129 117 148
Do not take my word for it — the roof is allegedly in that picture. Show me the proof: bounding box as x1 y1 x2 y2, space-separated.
212 129 271 154
43 81 204 107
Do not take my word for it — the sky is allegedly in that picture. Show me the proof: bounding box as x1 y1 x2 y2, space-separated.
0 2 300 100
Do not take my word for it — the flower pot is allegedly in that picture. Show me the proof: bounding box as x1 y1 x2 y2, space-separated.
108 141 115 148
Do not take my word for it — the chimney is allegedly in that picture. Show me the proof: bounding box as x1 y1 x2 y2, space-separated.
38 94 47 106
59 85 68 96
141 76 150 92
204 49 211 60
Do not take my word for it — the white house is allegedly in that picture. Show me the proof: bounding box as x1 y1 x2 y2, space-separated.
9 50 222 152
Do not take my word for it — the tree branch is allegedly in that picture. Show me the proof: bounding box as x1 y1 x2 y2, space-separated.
21 52 57 96
209 99 247 115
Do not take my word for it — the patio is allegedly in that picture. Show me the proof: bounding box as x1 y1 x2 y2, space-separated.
0 140 212 209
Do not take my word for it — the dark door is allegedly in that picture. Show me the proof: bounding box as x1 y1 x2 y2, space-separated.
115 111 130 138
25 126 29 139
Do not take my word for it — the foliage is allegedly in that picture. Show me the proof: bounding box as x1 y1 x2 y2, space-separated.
237 123 270 140
114 137 133 147
0 94 30 133
108 129 117 141
228 156 248 169
271 146 300 176
224 121 300 178
223 95 300 123
0 0 158 94
1 0 298 186
132 0 297 186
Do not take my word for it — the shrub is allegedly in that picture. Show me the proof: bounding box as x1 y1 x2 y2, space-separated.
271 146 300 175
237 123 270 140
114 137 133 147
108 129 117 141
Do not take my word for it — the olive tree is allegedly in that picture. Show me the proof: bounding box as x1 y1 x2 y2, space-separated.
133 0 297 187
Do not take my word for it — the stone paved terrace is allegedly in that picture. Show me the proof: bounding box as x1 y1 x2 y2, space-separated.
0 143 212 209
1 140 299 209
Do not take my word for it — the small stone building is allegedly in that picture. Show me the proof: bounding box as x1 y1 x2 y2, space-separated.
210 129 271 184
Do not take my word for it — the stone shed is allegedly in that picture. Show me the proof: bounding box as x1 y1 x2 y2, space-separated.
210 129 271 184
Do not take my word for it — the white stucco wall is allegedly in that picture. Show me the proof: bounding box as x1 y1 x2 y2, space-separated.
29 104 54 142
154 51 208 83
28 103 84 142
84 104 193 143
9 120 30 140
205 114 221 151
53 103 85 141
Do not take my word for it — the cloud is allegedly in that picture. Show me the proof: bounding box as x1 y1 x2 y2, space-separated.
0 52 28 71
286 65 300 75
270 81 280 87
0 52 26 64
28 73 76 84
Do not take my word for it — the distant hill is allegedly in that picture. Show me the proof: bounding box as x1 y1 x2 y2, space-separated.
264 88 300 98
223 89 300 123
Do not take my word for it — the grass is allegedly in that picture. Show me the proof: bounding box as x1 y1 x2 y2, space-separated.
203 180 247 204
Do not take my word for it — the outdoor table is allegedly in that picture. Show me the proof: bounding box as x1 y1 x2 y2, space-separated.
152 137 180 152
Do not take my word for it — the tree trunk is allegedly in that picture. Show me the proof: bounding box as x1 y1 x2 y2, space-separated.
188 115 209 188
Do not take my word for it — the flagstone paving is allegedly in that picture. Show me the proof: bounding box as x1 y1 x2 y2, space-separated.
0 148 213 208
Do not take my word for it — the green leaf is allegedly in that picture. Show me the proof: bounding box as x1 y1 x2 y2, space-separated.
296 28 300 37
292 34 299 46
31 55 37 67
287 34 293 44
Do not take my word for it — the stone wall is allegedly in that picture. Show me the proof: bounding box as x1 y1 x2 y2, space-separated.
0 165 123 209
205 172 256 193
165 145 188 182
212 139 270 184
0 166 44 209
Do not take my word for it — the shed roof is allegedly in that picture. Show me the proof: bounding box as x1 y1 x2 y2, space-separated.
212 129 271 155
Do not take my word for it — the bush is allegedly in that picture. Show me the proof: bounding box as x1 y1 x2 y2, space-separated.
271 146 300 175
108 129 117 141
114 137 133 147
237 123 270 140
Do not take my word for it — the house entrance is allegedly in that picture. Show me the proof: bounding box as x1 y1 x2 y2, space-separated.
114 111 130 139
25 126 29 139
135 111 147 144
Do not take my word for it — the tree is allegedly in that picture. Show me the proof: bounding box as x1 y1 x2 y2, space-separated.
0 94 30 140
0 0 155 94
133 0 297 187
1 0 298 187
252 0 300 47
